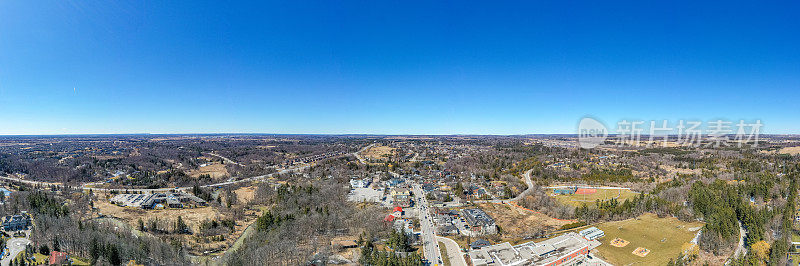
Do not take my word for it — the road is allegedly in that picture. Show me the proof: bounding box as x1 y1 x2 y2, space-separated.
1 237 30 266
354 143 376 165
412 184 443 265
436 236 467 266
726 222 747 265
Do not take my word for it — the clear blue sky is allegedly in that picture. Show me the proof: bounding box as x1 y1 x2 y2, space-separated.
1 1 798 135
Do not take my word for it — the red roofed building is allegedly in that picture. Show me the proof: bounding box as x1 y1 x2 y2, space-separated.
393 206 403 212
49 251 69 265
384 214 395 222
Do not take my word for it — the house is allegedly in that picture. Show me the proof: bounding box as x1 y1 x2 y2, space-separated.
2 212 31 231
49 251 69 265
579 227 605 240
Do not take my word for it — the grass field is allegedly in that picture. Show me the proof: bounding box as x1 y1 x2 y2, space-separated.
595 213 703 266
551 188 638 207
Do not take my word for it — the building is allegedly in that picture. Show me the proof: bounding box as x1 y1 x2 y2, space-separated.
2 212 31 231
461 208 497 235
350 178 370 188
49 251 69 265
468 232 601 266
579 227 605 240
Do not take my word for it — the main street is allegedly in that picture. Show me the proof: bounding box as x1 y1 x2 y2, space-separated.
412 183 443 265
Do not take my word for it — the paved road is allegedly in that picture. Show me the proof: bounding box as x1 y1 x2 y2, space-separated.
412 184 443 265
436 236 466 266
0 144 374 193
1 237 30 266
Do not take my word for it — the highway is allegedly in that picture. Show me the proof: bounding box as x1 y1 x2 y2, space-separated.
412 183 443 265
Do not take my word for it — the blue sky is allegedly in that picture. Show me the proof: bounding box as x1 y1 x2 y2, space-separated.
1 1 798 135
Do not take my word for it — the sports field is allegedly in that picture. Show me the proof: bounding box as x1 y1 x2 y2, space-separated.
595 213 703 265
550 188 638 207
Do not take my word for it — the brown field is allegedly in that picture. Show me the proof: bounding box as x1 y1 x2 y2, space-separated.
595 213 703 266
188 162 229 178
660 164 701 176
477 203 570 237
779 146 800 155
362 145 396 160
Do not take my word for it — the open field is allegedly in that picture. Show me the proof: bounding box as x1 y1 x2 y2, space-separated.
550 188 638 207
595 213 703 266
477 203 570 237
361 145 396 160
234 186 256 203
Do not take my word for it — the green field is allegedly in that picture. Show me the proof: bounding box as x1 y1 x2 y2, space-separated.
551 188 638 207
595 213 703 265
